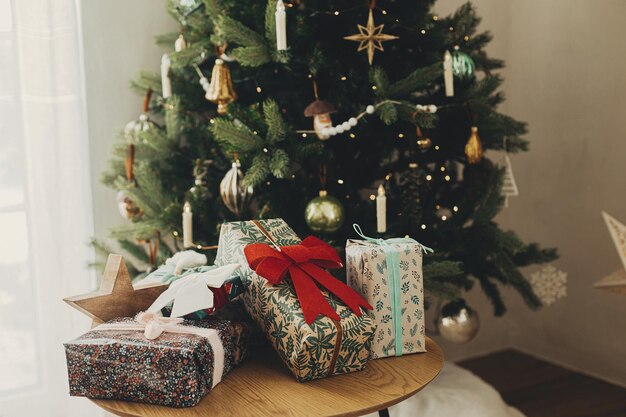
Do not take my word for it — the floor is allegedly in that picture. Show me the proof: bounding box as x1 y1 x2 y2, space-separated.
459 350 626 417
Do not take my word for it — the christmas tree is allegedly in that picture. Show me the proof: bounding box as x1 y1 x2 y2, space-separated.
98 0 557 316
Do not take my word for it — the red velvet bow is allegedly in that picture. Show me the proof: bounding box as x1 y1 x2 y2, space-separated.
244 236 373 324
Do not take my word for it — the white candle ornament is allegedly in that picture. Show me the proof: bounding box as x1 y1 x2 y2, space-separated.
161 54 172 98
443 50 454 97
174 34 187 52
182 201 193 248
275 0 287 51
376 184 387 233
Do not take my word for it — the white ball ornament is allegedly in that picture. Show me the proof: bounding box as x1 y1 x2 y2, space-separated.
428 104 438 113
415 104 425 111
321 127 331 137
366 105 375 114
349 117 358 126
328 127 338 136
335 124 345 134
341 121 351 131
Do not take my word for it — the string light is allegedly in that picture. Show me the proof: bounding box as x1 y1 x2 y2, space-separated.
439 166 445 172
382 9 388 15
420 29 426 35
464 35 470 41
263 148 268 153
372 85 377 90
334 10 339 15
340 76 347 81
209 119 215 124
385 173 392 181
426 175 432 181
441 215 448 221
432 15 439 21
434 145 440 150
256 86 262 93
337 179 344 184
301 133 307 138
421 224 427 230
349 133 356 139
409 162 418 169
398 133 404 138
172 231 179 236
369 194 376 201
453 206 459 212
444 175 451 181
449 26 454 31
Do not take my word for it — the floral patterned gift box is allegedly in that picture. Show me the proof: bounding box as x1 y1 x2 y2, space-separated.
346 225 430 359
64 315 248 407
215 218 376 382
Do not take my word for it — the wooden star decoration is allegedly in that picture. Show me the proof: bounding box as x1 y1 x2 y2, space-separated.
594 211 626 295
344 9 398 65
64 254 168 325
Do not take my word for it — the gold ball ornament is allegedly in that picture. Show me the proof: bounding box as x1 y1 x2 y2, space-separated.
437 299 480 343
220 161 253 218
206 58 237 115
465 126 483 164
304 190 345 233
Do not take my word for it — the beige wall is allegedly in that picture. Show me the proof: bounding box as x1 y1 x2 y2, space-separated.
83 1 626 386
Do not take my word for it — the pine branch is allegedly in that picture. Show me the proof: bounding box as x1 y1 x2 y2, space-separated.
242 153 270 187
231 46 271 66
387 63 442 97
269 148 290 178
211 119 264 152
263 99 288 143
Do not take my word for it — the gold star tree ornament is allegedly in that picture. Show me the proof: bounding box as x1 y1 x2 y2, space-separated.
594 211 626 295
344 9 399 65
64 254 169 325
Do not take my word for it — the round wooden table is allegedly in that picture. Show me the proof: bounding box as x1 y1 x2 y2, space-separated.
93 337 443 417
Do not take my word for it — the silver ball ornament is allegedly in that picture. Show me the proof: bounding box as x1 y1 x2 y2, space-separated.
437 299 480 343
304 190 345 233
220 161 253 218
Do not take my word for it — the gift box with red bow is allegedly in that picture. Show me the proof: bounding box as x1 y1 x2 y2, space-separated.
64 313 249 407
215 218 376 382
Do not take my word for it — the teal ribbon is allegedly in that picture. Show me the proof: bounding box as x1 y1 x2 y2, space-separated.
353 224 432 356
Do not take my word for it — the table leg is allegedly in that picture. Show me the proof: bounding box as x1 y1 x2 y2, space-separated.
378 408 390 417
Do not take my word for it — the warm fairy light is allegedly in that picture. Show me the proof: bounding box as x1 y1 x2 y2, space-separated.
449 26 454 31
302 133 307 138
441 215 448 221
196 245 202 249
464 35 470 41
209 119 215 124
433 15 439 21
434 145 440 150
308 74 313 79
349 133 356 138
385 173 392 180
444 175 451 181
263 148 268 153
409 162 418 168
420 29 426 35
287 2 293 6
253 131 258 134
334 10 339 15
398 133 404 138
256 86 262 93
426 175 432 181
337 179 344 184
291 174 296 179
404 234 410 238
172 231 179 236
372 85 377 90
435 204 441 209
421 224 427 230
453 206 459 212
440 166 445 172
266 181 271 185
382 9 387 15
341 76 347 81
369 194 376 201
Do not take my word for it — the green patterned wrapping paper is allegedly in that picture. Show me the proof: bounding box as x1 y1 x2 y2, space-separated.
215 219 376 382
346 239 427 358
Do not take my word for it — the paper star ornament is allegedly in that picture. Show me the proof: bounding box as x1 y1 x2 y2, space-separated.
64 254 169 325
344 9 398 65
594 211 626 295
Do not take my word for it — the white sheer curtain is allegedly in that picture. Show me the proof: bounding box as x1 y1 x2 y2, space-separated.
0 0 100 415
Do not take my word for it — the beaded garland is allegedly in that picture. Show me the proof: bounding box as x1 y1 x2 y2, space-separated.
64 317 248 407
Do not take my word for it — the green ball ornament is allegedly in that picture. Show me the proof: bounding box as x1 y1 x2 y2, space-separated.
304 190 345 233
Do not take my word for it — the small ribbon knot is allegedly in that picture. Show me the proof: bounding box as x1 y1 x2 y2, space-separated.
135 311 184 340
244 236 372 324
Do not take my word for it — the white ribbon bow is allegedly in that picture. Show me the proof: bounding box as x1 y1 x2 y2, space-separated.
147 263 241 318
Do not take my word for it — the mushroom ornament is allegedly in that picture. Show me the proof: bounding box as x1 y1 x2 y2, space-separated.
304 99 337 140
